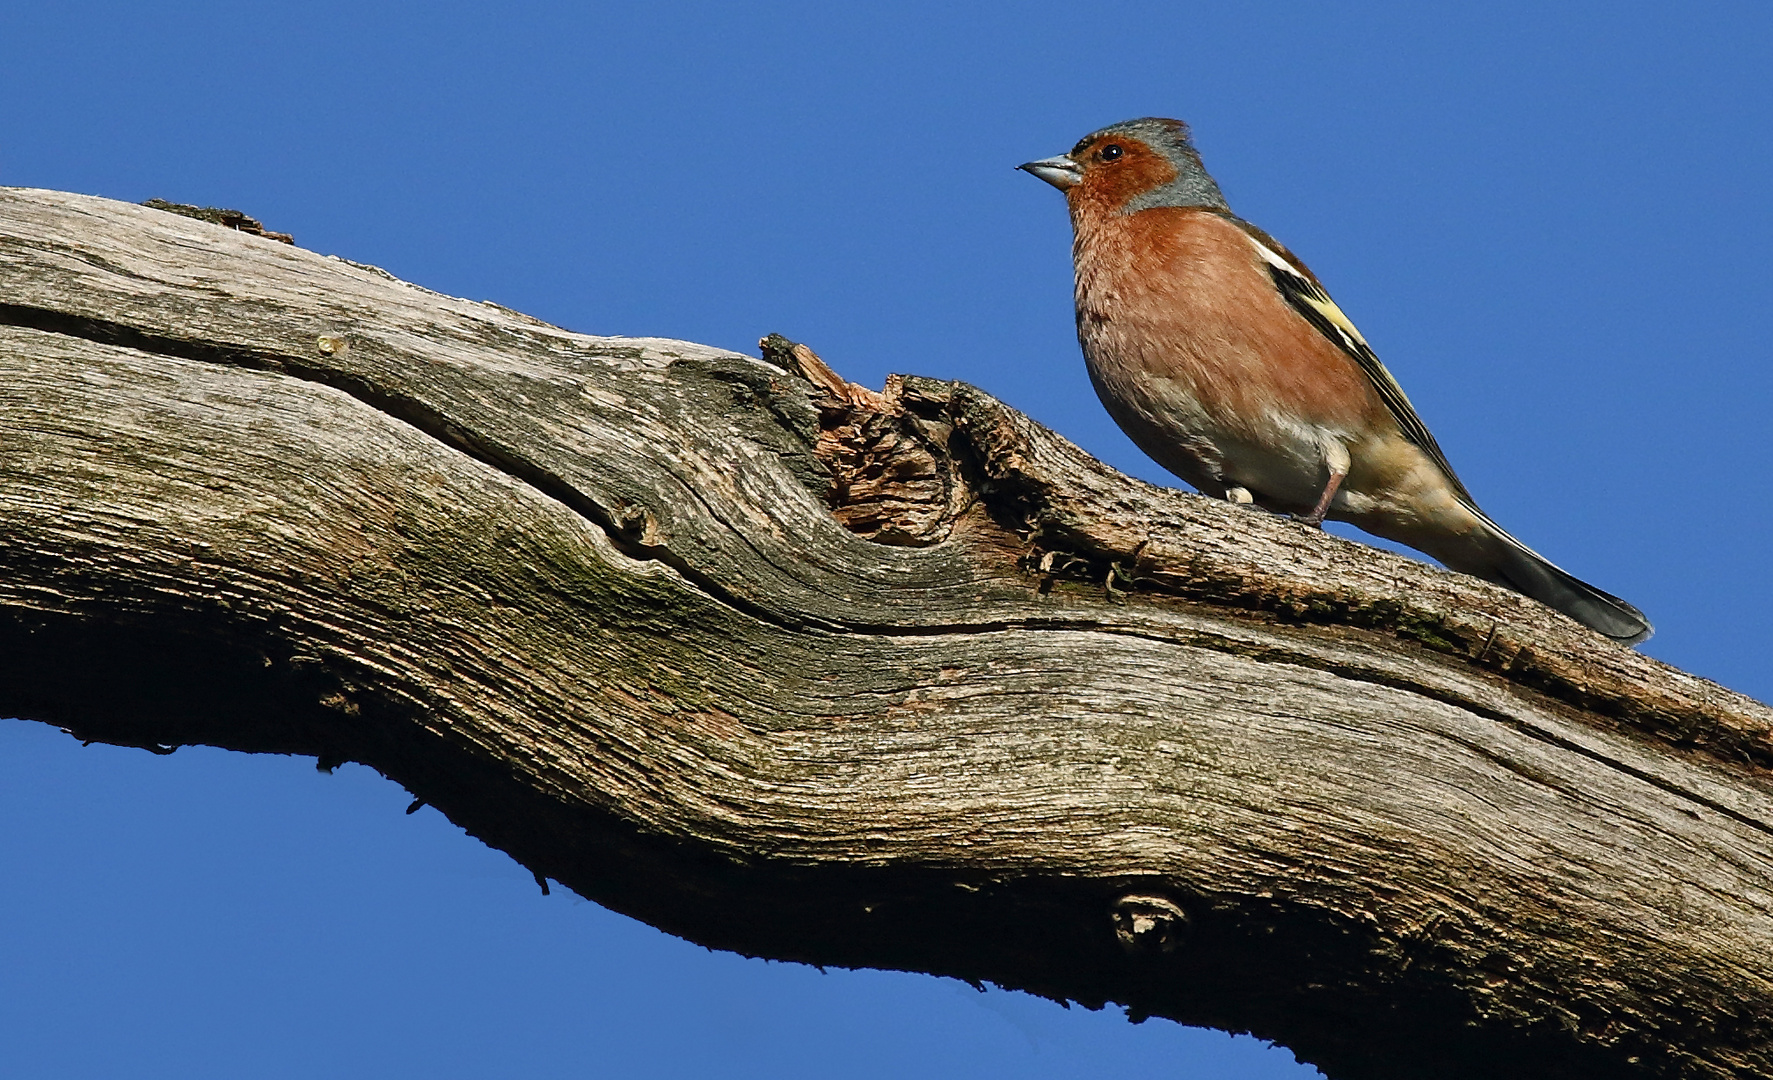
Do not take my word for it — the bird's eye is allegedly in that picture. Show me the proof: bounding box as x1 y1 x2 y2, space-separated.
1100 144 1124 162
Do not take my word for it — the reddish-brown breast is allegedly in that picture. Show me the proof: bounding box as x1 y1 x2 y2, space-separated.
1069 203 1388 443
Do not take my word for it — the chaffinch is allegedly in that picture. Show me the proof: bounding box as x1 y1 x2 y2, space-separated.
1020 117 1651 645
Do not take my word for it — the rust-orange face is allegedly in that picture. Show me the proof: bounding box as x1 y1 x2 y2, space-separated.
1021 135 1174 212
1020 117 1228 216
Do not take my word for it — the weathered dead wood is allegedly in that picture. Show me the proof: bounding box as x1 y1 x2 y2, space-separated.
1 186 1770 1080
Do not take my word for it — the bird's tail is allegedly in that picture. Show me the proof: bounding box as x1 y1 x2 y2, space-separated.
1456 510 1652 645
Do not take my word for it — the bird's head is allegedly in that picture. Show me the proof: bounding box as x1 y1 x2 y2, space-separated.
1019 117 1228 216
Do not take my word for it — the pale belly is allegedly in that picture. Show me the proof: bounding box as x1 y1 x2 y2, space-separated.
1087 355 1476 554
1087 360 1347 514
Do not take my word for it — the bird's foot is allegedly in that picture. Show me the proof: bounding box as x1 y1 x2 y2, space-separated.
1290 511 1327 529
1225 486 1256 507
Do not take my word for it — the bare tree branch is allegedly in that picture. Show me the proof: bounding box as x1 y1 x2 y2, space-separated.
1 187 1769 1080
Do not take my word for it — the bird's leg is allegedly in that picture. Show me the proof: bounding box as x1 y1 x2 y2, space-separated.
1295 471 1345 526
1294 443 1350 528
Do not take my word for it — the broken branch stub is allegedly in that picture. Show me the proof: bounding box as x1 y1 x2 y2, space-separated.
1 187 1771 1080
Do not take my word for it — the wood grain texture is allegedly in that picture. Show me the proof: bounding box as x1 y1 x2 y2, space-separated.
1 186 1770 1080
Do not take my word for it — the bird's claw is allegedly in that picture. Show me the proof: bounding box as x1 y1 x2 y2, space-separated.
1224 486 1270 512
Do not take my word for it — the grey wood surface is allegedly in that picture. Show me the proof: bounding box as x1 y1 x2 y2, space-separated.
2 186 1768 1079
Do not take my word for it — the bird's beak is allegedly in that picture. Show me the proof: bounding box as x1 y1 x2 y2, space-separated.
1018 154 1082 191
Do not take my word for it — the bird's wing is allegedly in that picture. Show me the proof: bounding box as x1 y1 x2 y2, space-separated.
1232 219 1476 507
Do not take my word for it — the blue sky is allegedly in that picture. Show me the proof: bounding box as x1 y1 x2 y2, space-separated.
2 2 1769 1077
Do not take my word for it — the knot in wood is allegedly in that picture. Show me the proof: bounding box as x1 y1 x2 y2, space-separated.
610 500 664 547
761 334 959 547
1112 893 1189 955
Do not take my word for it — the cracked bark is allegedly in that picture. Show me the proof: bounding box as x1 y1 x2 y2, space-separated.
2 187 1770 1080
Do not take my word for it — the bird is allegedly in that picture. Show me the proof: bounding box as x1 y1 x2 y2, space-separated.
1019 117 1651 645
